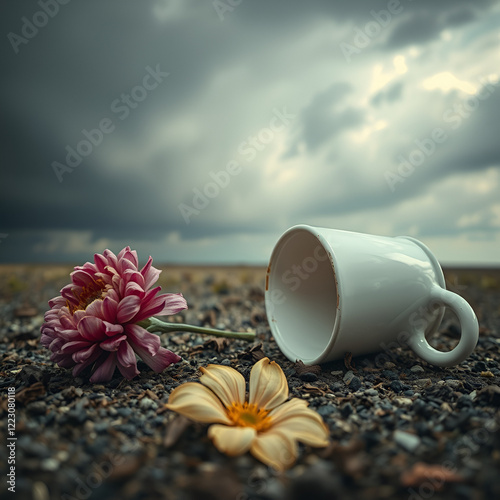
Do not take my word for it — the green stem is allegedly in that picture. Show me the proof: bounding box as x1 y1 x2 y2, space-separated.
140 316 255 341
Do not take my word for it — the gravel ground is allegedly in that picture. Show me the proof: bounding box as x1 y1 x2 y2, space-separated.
0 264 499 500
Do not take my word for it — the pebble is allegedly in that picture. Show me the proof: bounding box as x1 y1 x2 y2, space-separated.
365 388 378 397
340 402 354 417
390 380 403 393
27 401 47 415
139 397 157 410
299 372 319 382
410 365 424 374
393 430 421 452
40 458 60 471
221 358 231 366
414 378 432 388
348 376 362 392
445 379 461 389
382 370 399 380
343 370 355 384
317 404 337 417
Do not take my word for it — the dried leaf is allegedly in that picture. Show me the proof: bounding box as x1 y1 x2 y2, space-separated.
204 337 229 353
15 382 46 405
400 462 463 489
293 360 321 376
237 342 265 362
344 352 355 371
301 383 328 396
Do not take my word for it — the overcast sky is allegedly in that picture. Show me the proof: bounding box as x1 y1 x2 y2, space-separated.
1 0 499 265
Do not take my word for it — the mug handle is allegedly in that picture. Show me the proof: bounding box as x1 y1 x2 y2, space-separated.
407 285 479 367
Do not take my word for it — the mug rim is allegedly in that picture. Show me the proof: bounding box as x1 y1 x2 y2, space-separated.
265 223 342 364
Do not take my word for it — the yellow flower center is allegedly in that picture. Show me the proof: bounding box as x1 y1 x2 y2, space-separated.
226 401 272 431
67 277 107 314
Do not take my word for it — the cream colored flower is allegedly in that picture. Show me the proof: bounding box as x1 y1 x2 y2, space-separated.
165 357 330 470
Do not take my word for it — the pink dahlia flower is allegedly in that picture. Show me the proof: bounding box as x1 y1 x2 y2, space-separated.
41 247 187 383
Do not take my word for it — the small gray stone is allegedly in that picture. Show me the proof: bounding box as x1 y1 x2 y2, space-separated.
221 358 231 366
349 376 362 392
41 458 60 471
414 378 432 388
445 379 461 389
410 365 424 374
393 430 421 452
365 388 378 397
343 370 354 384
139 397 157 410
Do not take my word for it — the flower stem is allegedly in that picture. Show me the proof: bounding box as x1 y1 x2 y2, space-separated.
141 316 256 341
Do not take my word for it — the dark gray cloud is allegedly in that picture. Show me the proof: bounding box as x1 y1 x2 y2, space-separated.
0 0 499 263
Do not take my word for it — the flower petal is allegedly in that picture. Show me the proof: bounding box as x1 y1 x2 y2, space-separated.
166 382 232 425
72 343 99 364
199 364 245 407
208 424 256 456
134 345 180 373
268 398 330 447
250 430 298 471
90 352 117 383
140 256 161 290
117 295 142 323
156 293 188 316
100 334 127 352
78 316 106 341
117 361 140 380
248 357 288 410
117 340 136 367
126 324 160 356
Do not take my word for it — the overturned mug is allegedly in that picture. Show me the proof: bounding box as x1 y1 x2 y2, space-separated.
265 225 478 367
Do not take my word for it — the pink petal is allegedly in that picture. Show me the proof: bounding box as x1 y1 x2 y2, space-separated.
117 362 140 380
124 280 145 297
126 324 160 356
71 270 95 287
78 316 106 341
90 352 117 383
157 293 188 316
94 253 108 273
117 341 136 367
73 343 99 363
117 295 142 323
134 345 181 373
102 249 118 269
100 334 127 351
102 296 118 323
103 321 124 336
73 350 103 377
85 298 104 317
48 296 67 308
61 340 93 354
140 257 161 290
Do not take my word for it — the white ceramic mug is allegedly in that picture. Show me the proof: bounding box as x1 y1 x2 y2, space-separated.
265 225 479 367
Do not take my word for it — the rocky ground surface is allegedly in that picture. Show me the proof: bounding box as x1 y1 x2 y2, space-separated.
0 264 499 500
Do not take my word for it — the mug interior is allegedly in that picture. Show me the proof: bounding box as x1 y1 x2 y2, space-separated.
266 228 338 363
